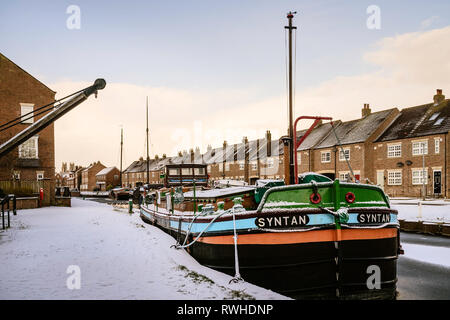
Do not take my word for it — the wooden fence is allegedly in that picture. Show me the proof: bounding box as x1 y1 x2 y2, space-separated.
0 180 43 197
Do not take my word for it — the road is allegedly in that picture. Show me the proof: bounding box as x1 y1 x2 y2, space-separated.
397 232 450 300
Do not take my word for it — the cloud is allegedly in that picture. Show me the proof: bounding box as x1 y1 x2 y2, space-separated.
420 16 439 29
52 26 450 171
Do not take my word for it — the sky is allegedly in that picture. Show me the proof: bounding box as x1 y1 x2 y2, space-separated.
1 0 450 170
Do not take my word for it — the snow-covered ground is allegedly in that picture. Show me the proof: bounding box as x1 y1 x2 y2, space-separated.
0 198 287 300
391 199 450 223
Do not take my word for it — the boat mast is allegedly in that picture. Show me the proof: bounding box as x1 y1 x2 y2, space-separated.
120 127 123 186
146 96 150 186
285 11 297 185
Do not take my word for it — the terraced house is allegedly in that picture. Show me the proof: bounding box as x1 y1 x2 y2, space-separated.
374 90 450 198
121 89 449 199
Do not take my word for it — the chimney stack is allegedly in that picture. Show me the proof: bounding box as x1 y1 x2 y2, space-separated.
433 89 445 104
190 148 195 163
362 103 372 118
162 154 166 159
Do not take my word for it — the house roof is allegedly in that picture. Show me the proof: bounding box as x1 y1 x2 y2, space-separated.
377 99 450 142
297 121 337 151
315 109 396 149
96 167 117 176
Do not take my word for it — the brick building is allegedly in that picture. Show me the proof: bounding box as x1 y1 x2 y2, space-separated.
123 89 449 199
374 90 449 198
298 107 399 183
80 161 106 191
95 166 120 191
0 53 56 205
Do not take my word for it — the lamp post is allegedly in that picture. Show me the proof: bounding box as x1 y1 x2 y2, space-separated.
422 141 426 201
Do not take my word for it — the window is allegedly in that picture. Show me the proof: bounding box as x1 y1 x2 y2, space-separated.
387 144 402 158
239 162 244 170
20 104 34 124
297 154 301 165
251 162 257 170
181 168 192 175
18 136 38 159
13 171 20 180
412 141 427 155
387 170 402 185
267 158 274 168
429 112 440 121
339 149 350 161
225 163 230 171
321 151 331 163
194 167 205 175
36 171 44 180
435 139 440 154
412 169 427 185
169 168 180 175
339 172 350 182
434 118 444 126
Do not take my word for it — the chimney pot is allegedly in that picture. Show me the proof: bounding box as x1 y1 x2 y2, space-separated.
362 103 371 118
433 89 445 104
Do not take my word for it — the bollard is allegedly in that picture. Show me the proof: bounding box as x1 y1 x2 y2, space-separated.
128 198 133 214
418 201 422 220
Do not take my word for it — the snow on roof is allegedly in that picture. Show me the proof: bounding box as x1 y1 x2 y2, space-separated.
377 99 450 142
183 186 255 198
96 167 117 176
315 109 395 149
297 122 337 151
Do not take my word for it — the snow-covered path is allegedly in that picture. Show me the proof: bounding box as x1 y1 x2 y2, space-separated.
0 199 287 300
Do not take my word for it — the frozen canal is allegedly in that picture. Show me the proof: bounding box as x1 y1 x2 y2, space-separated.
0 198 286 300
1 198 449 300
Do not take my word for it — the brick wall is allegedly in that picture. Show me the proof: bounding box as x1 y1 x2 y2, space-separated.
0 54 56 205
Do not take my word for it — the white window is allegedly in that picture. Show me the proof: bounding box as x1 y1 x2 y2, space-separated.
387 170 402 185
412 141 428 156
20 103 34 124
13 171 20 180
339 172 350 182
194 167 205 175
36 171 44 180
339 148 350 161
239 162 244 170
297 153 301 165
412 169 427 185
225 163 230 171
387 143 402 158
182 168 192 175
251 162 257 170
267 158 274 168
321 151 331 163
435 139 440 154
18 136 38 159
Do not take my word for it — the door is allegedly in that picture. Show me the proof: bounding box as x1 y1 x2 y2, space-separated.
377 171 384 190
433 171 442 194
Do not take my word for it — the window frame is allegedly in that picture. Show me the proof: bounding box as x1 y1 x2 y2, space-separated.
387 170 402 186
387 143 402 158
321 151 331 163
20 103 34 124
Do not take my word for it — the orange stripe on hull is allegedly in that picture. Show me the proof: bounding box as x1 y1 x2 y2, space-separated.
197 228 397 245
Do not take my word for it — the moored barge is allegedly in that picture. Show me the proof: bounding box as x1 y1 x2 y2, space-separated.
140 178 400 299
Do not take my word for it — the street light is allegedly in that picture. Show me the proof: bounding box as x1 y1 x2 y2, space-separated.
422 141 426 201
